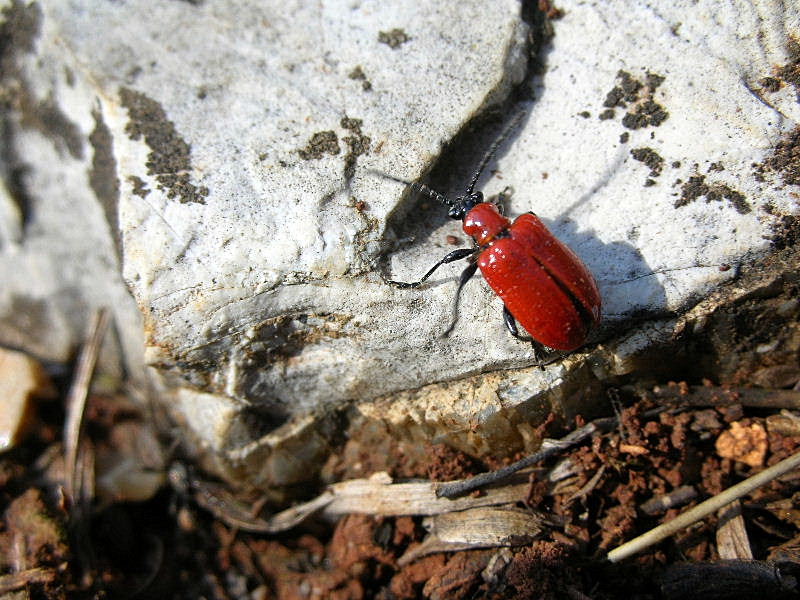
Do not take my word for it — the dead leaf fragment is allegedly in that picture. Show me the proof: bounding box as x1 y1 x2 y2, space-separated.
398 507 544 565
715 421 768 468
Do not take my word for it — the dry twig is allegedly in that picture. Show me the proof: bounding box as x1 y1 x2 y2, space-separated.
63 307 109 503
437 416 618 499
716 500 753 559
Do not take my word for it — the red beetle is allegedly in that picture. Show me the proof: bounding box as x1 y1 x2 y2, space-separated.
386 113 601 361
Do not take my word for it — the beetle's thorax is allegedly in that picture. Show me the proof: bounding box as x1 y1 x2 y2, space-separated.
462 202 511 246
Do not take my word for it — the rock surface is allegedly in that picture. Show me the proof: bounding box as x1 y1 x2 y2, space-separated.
0 0 798 487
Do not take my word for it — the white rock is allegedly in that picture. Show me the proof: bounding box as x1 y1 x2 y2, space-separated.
0 1 144 380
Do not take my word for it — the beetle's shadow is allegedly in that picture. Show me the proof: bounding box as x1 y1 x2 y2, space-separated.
384 104 533 255
534 216 670 347
382 5 555 265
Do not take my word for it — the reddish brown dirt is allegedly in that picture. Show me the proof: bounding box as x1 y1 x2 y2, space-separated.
4 384 800 599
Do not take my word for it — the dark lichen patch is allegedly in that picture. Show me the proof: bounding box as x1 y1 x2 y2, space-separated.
645 72 665 90
378 28 410 49
603 70 669 130
776 36 800 90
298 119 370 180
675 174 750 214
340 117 362 133
759 76 782 93
118 87 209 204
341 116 370 181
348 65 372 91
767 214 800 251
128 175 150 198
603 70 643 108
754 125 800 186
88 107 121 261
631 146 664 177
619 131 629 144
707 161 724 172
298 130 340 160
602 86 625 108
621 99 669 129
709 184 748 214
598 108 615 120
675 176 709 207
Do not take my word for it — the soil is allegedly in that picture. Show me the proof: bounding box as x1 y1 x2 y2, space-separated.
2 379 800 600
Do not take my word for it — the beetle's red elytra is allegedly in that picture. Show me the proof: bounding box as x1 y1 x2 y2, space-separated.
382 110 601 361
465 203 601 350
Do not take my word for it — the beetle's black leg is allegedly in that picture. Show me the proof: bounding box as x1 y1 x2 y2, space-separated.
530 345 546 371
494 186 514 215
502 304 520 338
387 248 476 289
502 304 546 371
442 260 480 337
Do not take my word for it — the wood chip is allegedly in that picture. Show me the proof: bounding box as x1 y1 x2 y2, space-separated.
716 500 753 559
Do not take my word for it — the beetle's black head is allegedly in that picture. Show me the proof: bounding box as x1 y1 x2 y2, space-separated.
447 192 483 220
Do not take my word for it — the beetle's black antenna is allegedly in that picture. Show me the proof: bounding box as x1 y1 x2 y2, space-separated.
464 109 526 196
368 169 454 208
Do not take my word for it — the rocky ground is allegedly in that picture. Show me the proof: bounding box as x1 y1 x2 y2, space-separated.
2 364 800 599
